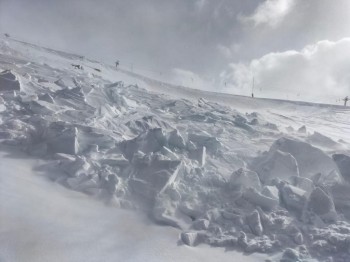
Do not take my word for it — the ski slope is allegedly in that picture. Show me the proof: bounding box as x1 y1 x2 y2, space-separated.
0 36 350 262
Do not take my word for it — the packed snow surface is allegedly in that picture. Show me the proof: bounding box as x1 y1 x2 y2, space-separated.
1 37 350 262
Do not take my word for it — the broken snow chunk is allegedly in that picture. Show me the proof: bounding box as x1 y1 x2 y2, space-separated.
188 133 221 154
168 129 186 149
179 202 203 220
38 93 55 103
291 176 314 194
307 187 336 217
261 186 279 201
281 184 307 212
332 154 350 183
181 232 202 246
243 188 279 211
308 131 338 148
268 137 340 180
0 70 21 91
46 122 79 155
252 149 299 184
60 157 90 177
189 146 206 167
298 125 307 133
192 219 210 231
229 168 261 191
246 209 263 236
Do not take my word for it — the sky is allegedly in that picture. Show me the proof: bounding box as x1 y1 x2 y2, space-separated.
0 0 350 103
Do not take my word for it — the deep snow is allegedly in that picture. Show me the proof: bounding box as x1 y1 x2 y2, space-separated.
0 36 350 262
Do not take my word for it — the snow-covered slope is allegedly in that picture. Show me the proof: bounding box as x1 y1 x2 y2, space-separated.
1 37 350 262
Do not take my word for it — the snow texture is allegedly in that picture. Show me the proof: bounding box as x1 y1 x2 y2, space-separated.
1 36 350 262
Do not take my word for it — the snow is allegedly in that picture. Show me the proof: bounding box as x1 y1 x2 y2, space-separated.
1 36 350 261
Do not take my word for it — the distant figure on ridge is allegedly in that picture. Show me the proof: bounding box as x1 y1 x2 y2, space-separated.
251 93 254 98
4 33 10 38
344 96 349 106
115 60 119 69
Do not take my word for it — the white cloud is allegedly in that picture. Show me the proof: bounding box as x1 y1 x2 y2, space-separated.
240 0 295 27
217 44 241 59
170 68 214 91
221 38 350 103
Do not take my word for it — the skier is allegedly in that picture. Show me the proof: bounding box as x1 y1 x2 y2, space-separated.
344 96 349 106
251 93 254 98
115 60 119 69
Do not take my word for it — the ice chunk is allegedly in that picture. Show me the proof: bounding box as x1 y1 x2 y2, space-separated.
243 188 279 211
0 70 20 91
189 146 206 167
252 149 299 184
229 168 261 191
47 125 79 155
291 176 314 194
298 125 306 133
246 209 263 236
332 154 350 183
121 128 167 159
331 184 350 219
181 232 202 246
281 184 307 212
168 130 186 149
308 132 338 148
307 187 336 218
269 137 340 180
188 133 221 154
261 186 279 200
192 219 210 230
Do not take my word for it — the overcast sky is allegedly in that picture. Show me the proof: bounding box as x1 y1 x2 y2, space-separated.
1 0 350 103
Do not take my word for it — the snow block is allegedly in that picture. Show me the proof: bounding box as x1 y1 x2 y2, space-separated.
252 149 299 184
188 133 221 154
308 132 338 148
229 168 261 191
307 187 336 218
281 184 307 212
261 186 279 200
121 128 167 160
243 188 279 211
46 122 79 155
331 184 350 219
332 154 350 183
192 219 210 230
60 157 90 177
168 130 186 149
246 209 263 236
189 146 206 167
269 137 340 180
0 70 20 92
181 232 201 246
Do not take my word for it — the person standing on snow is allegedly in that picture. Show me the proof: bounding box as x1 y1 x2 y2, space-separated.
344 96 349 106
115 60 119 69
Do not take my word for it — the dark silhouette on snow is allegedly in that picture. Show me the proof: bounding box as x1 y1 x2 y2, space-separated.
4 33 10 38
71 64 83 70
344 96 349 106
115 60 119 69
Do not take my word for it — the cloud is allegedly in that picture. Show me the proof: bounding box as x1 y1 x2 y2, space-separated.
239 0 295 27
221 38 350 103
170 68 214 91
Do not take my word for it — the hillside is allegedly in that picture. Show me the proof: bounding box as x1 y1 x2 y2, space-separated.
1 37 350 262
